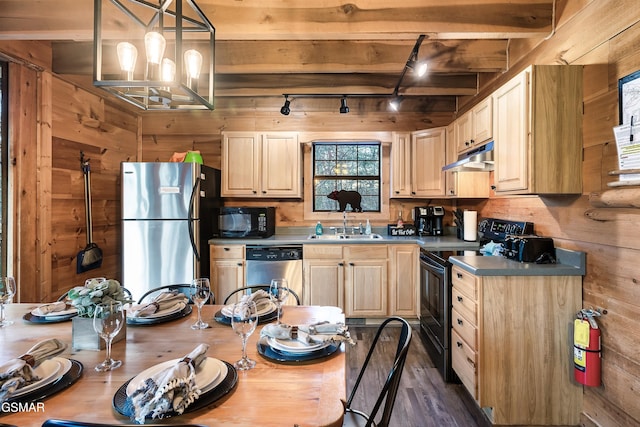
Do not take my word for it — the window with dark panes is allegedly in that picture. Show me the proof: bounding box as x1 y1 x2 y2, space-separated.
312 142 380 212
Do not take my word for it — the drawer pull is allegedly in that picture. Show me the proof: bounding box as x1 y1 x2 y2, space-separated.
467 357 476 368
224 247 230 251
456 272 463 279
457 318 463 325
457 296 463 302
456 341 463 348
237 262 243 267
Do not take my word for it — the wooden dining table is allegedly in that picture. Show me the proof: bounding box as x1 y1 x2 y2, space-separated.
0 303 346 426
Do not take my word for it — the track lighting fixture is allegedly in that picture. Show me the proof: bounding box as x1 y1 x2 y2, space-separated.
280 95 291 115
339 96 349 114
388 34 426 112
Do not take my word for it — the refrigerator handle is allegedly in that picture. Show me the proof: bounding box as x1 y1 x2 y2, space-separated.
188 176 201 262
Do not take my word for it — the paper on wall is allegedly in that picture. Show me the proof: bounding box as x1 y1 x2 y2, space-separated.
613 123 640 180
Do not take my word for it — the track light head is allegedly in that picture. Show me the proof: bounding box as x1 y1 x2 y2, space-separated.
408 59 428 77
280 95 291 115
339 96 349 114
389 95 403 112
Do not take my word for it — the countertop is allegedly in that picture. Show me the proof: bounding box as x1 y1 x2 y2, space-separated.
449 248 586 276
208 228 480 251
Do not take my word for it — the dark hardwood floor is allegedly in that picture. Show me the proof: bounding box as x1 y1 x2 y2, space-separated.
346 324 484 427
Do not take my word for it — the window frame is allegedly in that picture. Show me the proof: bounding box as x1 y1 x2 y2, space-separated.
302 135 391 223
311 141 381 213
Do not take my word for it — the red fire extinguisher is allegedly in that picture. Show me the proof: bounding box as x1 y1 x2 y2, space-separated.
574 308 601 387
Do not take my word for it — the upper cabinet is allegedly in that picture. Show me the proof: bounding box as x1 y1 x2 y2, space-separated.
390 128 446 198
445 123 490 198
222 131 302 198
456 97 493 154
493 65 583 195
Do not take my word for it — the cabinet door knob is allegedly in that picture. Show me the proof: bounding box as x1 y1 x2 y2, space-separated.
338 262 344 267
411 191 416 195
237 262 243 266
252 190 257 194
457 318 463 325
262 190 267 194
457 296 463 302
456 341 463 348
349 262 354 266
456 273 463 279
395 191 400 194
224 247 230 251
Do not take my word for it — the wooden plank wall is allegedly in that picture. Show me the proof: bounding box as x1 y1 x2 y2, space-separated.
471 1 640 426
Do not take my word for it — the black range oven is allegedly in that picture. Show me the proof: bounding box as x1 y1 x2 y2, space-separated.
419 249 460 383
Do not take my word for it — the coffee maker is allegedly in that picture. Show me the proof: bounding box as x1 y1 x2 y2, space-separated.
414 206 445 236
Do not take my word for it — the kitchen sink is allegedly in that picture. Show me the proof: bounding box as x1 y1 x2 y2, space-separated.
307 233 384 240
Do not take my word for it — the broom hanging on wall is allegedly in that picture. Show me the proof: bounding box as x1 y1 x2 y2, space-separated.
76 151 103 273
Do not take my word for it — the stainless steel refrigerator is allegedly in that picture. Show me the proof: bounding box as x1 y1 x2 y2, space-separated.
121 162 222 301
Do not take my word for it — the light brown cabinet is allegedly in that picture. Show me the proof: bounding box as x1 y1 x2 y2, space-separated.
445 123 490 198
450 264 582 425
493 65 583 194
343 245 388 317
222 131 301 197
455 98 493 154
302 245 344 308
391 129 446 198
210 244 245 303
387 245 418 317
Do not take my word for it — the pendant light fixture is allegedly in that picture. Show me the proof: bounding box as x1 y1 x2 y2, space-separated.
94 0 216 110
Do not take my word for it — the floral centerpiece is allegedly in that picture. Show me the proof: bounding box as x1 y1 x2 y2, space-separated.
67 278 130 318
68 278 130 350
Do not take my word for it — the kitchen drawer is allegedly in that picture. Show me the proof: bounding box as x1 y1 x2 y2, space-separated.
452 329 477 399
344 245 388 259
451 265 478 300
303 244 343 259
452 307 476 349
452 285 477 324
211 245 244 259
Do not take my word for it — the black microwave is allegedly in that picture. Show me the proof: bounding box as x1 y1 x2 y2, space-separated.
218 207 276 238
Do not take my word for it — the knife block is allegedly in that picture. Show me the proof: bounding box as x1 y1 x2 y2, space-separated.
72 316 126 351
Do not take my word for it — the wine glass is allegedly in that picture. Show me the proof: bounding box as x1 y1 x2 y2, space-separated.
231 300 258 371
93 301 124 372
190 278 211 330
0 277 17 327
270 278 290 325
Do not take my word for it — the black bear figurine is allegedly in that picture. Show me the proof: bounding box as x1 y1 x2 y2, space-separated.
327 190 363 212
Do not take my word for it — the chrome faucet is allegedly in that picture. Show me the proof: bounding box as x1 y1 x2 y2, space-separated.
343 211 348 234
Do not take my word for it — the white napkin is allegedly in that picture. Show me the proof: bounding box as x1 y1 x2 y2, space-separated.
0 338 67 402
261 322 355 346
221 289 273 317
32 301 68 316
126 343 209 424
128 292 188 318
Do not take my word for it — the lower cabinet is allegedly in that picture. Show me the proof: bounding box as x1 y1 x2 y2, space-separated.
451 265 582 425
303 243 418 318
210 245 244 303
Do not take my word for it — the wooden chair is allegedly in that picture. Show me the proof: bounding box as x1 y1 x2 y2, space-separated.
342 316 412 427
136 284 215 305
42 420 208 427
223 285 300 305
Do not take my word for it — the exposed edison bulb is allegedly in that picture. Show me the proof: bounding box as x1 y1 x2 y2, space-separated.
184 49 203 91
144 32 166 80
161 58 176 83
116 42 137 81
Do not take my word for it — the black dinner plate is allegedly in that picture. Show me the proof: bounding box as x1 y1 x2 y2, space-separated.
213 307 278 326
22 311 78 324
3 359 83 405
257 336 341 363
112 361 238 420
126 304 192 326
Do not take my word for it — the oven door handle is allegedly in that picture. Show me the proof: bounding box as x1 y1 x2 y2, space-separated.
420 256 446 275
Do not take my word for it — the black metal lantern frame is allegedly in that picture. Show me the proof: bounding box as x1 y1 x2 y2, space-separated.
94 0 215 110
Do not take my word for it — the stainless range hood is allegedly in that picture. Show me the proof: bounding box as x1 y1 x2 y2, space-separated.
442 141 494 172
